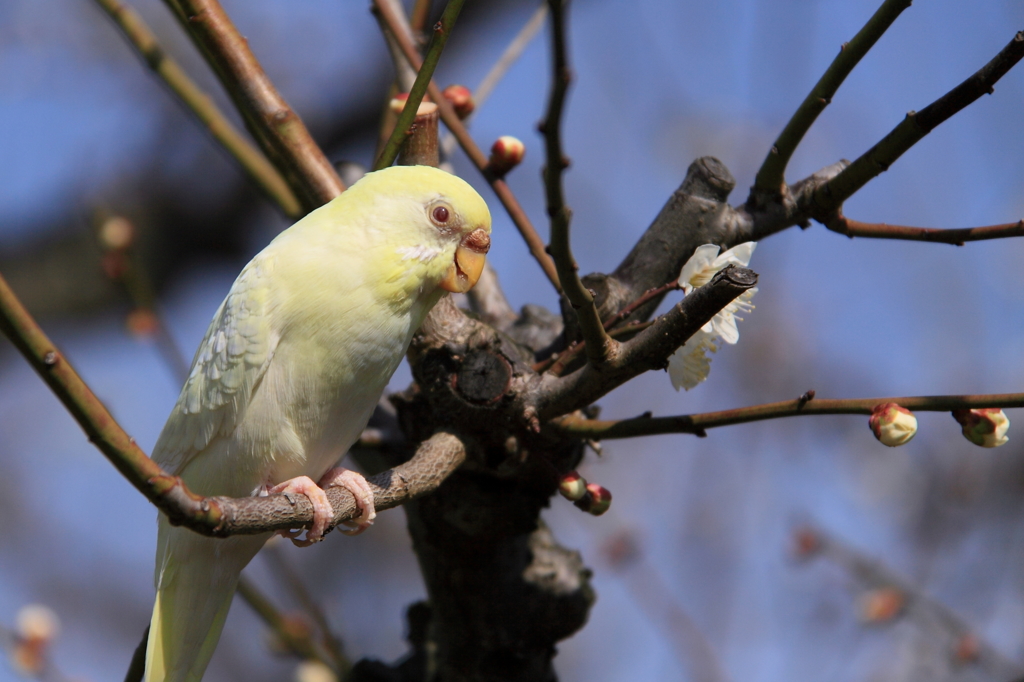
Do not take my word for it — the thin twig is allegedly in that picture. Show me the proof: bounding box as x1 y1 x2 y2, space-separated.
601 279 681 331
541 0 615 366
552 392 1024 440
262 544 350 672
751 0 912 196
372 0 561 291
826 215 1024 244
163 0 346 211
374 0 465 170
602 532 728 682
92 0 302 217
408 0 434 37
798 525 1024 679
440 4 549 156
808 31 1024 217
235 576 338 669
534 320 654 375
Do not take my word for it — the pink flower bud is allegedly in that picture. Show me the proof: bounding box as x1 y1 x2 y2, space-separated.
858 587 905 624
584 483 612 516
487 136 525 177
952 408 1009 448
558 470 587 501
868 403 918 447
441 84 475 119
12 605 59 675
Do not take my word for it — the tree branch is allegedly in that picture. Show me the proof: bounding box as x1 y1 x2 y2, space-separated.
807 30 1024 217
552 392 1024 439
826 215 1024 244
751 0 911 197
371 0 562 291
532 265 758 420
1 267 465 537
92 0 302 218
163 0 346 211
374 0 465 170
235 576 340 672
439 3 549 157
542 0 615 367
798 525 1024 679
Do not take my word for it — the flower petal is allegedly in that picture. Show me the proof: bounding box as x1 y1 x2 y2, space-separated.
713 241 756 269
668 330 716 391
679 244 721 291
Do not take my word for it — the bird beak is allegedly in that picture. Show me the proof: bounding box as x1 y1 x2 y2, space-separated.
439 228 490 293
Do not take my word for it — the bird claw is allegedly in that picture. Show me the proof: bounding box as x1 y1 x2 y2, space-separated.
269 468 376 546
319 467 377 533
269 475 334 546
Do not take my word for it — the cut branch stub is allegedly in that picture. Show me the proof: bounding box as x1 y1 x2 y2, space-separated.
454 349 513 405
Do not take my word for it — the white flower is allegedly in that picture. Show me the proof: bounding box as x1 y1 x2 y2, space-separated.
667 329 718 391
668 242 756 391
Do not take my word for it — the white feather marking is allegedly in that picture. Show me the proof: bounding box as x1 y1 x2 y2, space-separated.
396 244 441 262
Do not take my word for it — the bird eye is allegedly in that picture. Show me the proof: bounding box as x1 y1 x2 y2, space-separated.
431 205 450 224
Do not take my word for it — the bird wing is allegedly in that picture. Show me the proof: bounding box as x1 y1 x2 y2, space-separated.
152 255 278 477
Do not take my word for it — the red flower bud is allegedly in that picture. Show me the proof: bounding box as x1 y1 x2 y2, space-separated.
583 483 612 516
952 408 1009 448
868 403 917 447
558 470 587 501
487 136 525 177
441 84 475 119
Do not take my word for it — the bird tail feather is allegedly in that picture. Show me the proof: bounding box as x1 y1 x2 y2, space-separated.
144 520 268 682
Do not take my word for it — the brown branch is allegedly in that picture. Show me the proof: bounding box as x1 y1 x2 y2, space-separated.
235 576 338 669
439 3 549 157
531 265 757 421
826 215 1024 245
798 525 1024 679
0 266 465 537
808 30 1024 217
552 392 1024 440
374 0 465 171
92 0 302 218
751 0 912 197
371 0 561 291
163 0 346 211
602 278 680 331
542 0 615 367
534 320 654 376
261 544 350 672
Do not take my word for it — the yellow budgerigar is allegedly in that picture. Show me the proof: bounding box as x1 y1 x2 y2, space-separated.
144 165 491 681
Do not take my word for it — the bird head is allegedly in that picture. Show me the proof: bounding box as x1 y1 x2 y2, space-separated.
339 165 492 297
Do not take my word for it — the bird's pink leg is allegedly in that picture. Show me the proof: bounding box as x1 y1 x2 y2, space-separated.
269 476 334 547
319 467 377 536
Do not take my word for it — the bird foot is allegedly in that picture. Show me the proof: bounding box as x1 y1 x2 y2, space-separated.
269 475 334 546
319 467 377 536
